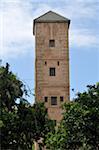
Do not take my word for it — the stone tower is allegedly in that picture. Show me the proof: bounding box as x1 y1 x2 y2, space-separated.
33 11 70 123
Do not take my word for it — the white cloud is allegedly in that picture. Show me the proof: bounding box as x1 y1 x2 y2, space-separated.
55 0 99 20
0 0 99 59
0 1 33 58
0 1 53 58
70 29 99 48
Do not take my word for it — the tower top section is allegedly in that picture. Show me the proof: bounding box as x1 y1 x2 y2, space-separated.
33 11 70 35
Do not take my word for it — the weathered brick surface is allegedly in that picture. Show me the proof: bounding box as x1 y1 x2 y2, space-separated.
34 22 70 122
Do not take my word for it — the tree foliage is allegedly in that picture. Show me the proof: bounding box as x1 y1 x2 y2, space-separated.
0 63 25 112
45 83 99 150
0 63 54 150
1 63 99 150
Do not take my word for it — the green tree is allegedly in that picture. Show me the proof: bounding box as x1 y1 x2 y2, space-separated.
0 63 27 149
0 63 54 150
45 83 99 150
0 63 26 112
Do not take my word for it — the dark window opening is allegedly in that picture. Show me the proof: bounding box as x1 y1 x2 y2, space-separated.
45 61 47 65
46 108 48 113
49 68 56 76
60 96 64 102
44 97 48 102
51 97 57 105
49 40 55 47
57 61 59 66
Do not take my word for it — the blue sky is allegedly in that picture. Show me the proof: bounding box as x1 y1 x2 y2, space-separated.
0 0 99 103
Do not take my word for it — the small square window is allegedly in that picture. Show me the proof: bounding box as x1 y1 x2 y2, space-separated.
51 97 57 105
60 96 64 102
49 68 56 76
49 40 55 47
44 97 48 102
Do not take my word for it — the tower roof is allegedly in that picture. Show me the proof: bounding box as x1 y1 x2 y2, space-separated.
34 11 70 23
33 11 70 34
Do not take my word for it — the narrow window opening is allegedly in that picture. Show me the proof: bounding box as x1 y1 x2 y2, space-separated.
49 68 56 76
45 61 47 65
44 97 48 102
57 61 59 66
51 97 57 105
60 96 64 102
49 40 55 47
46 108 48 113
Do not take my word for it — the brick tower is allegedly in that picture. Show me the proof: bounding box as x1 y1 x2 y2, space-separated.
33 11 70 123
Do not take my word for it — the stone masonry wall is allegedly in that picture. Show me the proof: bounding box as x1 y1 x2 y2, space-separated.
35 22 70 122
